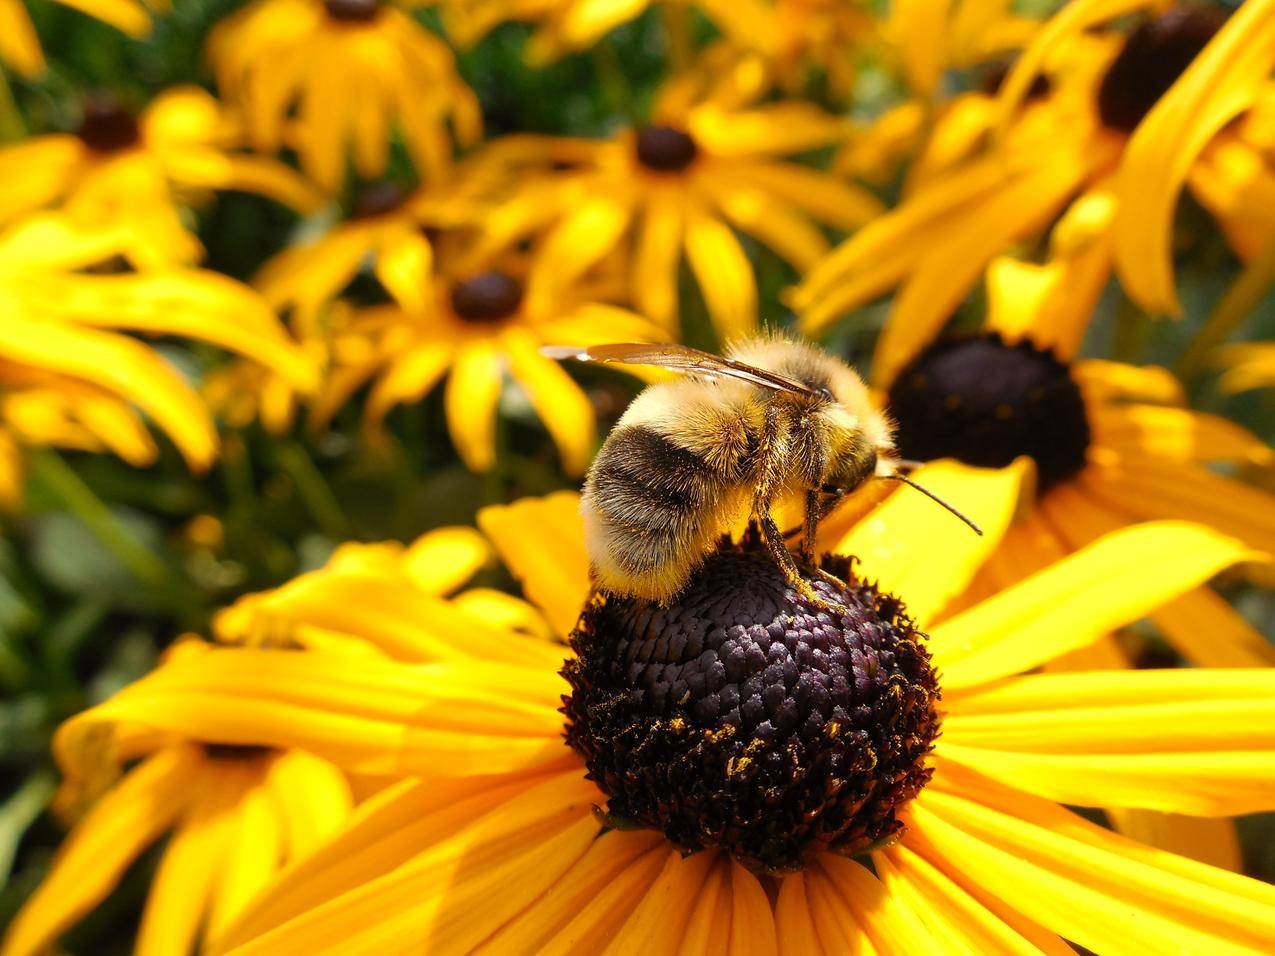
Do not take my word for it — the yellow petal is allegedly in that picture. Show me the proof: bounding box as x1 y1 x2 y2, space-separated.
830 459 1032 629
2 746 197 956
874 843 1071 955
0 0 45 77
527 192 632 313
263 749 353 862
222 771 600 956
1114 0 1275 315
1082 457 1275 561
29 270 318 392
0 315 218 471
477 831 667 955
604 850 719 955
683 198 757 340
445 341 504 473
632 191 684 331
374 228 433 316
401 525 490 596
1152 586 1275 669
1091 403 1274 466
53 0 153 36
57 650 572 780
135 761 248 956
929 521 1260 689
911 768 1275 955
505 328 597 477
1106 810 1243 873
221 775 538 949
940 669 1275 814
702 174 830 271
205 778 285 942
477 491 591 638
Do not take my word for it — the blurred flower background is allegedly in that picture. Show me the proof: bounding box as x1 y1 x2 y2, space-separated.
0 0 1273 952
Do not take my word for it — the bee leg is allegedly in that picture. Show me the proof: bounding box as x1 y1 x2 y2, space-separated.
799 489 822 564
801 488 850 592
758 511 845 614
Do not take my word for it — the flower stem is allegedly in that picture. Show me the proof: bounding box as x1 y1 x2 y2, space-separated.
0 770 56 883
28 450 179 596
273 440 348 539
1178 237 1275 379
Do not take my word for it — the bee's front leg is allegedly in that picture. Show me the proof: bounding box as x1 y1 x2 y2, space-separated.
757 510 846 615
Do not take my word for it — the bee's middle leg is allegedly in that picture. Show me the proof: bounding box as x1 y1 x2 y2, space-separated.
801 488 850 592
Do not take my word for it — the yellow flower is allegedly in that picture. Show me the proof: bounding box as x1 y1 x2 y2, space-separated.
473 75 881 341
867 259 1275 679
0 87 320 267
0 640 354 956
208 0 481 193
794 2 1275 379
0 523 538 956
313 252 665 476
0 0 166 77
253 178 483 332
36 485 1275 954
0 216 318 505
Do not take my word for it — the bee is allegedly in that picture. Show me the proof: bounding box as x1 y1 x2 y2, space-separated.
543 338 980 607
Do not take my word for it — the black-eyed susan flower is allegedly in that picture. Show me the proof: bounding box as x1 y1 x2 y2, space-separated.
869 259 1275 675
0 88 320 267
0 216 318 505
253 178 484 331
0 0 165 77
311 247 665 476
0 640 354 956
207 0 481 193
42 484 1275 953
794 1 1275 380
472 74 881 341
0 523 549 956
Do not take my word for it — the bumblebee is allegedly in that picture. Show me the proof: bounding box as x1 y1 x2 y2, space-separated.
544 338 978 606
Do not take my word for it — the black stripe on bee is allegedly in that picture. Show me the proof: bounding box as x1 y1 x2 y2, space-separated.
591 425 720 572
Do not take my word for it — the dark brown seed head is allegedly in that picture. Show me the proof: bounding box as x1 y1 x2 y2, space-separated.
449 271 524 324
562 533 940 874
886 333 1091 493
76 93 141 153
635 125 700 173
1097 6 1226 133
323 0 380 22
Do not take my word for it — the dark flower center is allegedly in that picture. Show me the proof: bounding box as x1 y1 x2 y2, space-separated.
886 333 1091 493
1097 7 1226 133
635 125 699 172
76 94 141 153
350 180 409 219
323 0 380 22
449 271 524 323
562 534 940 874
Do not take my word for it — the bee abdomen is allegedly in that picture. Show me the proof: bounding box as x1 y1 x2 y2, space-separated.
584 424 725 599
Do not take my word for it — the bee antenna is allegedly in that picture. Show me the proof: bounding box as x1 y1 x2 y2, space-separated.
882 473 983 536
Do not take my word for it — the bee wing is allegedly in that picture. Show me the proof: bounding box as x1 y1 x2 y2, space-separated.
541 343 816 395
